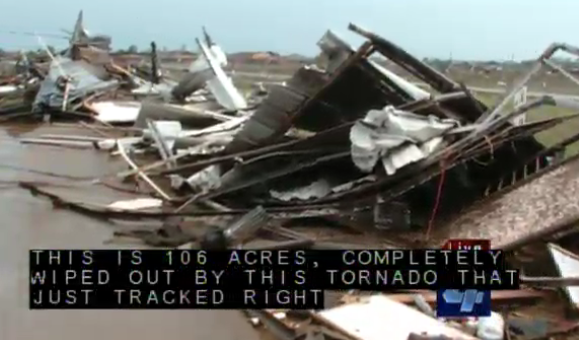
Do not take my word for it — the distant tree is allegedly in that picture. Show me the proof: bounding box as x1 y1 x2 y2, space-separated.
127 45 138 54
180 44 187 52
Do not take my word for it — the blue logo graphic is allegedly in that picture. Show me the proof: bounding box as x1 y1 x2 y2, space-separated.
437 289 491 317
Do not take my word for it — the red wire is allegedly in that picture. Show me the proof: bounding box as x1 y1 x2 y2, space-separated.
426 159 447 240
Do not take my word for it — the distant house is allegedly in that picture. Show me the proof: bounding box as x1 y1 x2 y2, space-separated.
228 52 255 63
251 52 272 60
110 51 197 67
228 52 281 64
158 51 196 63
251 52 281 64
111 54 143 67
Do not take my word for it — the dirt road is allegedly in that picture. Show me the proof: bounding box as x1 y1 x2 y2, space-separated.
0 124 261 340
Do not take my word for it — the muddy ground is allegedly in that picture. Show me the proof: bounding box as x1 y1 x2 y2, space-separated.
0 123 263 340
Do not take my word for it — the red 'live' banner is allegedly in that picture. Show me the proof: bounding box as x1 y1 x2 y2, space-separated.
443 239 490 251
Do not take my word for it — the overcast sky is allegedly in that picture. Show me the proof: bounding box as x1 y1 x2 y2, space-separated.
1 0 577 60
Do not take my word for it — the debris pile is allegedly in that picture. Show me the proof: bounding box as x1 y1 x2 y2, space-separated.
0 11 248 123
4 13 579 340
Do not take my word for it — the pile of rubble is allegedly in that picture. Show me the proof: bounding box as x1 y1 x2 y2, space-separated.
0 11 250 124
4 11 579 340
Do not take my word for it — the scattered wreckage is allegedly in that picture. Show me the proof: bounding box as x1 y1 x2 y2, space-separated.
0 11 248 123
4 13 579 340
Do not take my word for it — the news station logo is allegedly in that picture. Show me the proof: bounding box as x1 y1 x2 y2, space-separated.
436 239 491 317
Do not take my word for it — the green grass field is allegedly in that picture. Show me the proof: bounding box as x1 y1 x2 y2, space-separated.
476 92 579 156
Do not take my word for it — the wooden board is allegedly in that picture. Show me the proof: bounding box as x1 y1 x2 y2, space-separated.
317 295 476 340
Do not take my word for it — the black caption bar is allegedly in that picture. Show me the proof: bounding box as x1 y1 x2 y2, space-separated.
29 249 519 309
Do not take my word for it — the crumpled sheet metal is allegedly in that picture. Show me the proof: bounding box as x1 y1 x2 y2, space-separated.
381 138 444 176
189 43 227 73
268 177 369 202
196 39 247 111
270 179 333 201
33 56 118 110
350 106 456 174
428 155 579 248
